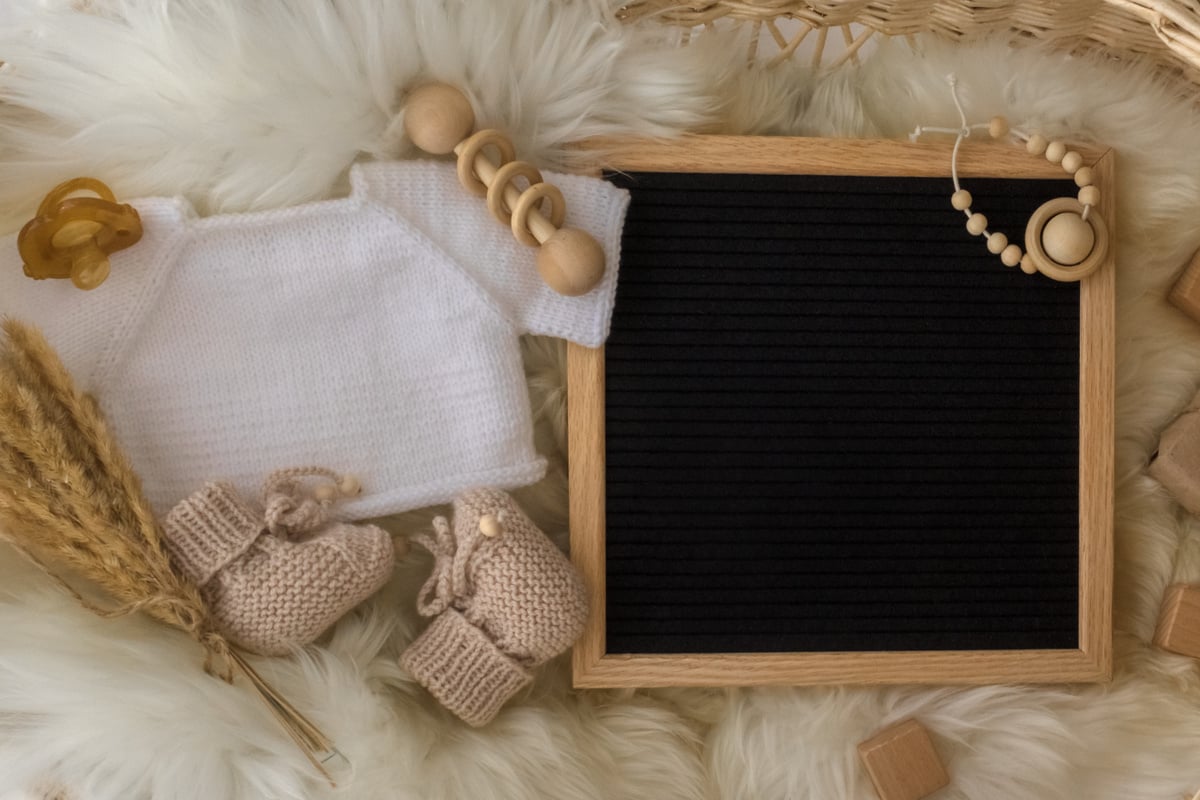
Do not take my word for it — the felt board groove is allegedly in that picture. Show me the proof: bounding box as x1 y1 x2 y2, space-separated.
600 168 1081 656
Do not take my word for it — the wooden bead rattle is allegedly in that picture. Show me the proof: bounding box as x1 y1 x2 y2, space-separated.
914 76 1108 283
947 124 1107 282
18 177 143 291
403 83 605 297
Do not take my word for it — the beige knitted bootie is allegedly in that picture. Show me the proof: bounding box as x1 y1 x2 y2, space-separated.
400 488 588 726
162 471 395 656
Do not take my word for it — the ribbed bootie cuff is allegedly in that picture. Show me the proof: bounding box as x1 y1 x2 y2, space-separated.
400 608 532 727
162 482 264 586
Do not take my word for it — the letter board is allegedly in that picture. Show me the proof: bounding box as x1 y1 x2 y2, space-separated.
569 136 1114 687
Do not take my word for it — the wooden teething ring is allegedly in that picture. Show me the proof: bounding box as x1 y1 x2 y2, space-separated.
1023 197 1108 283
405 82 607 296
486 161 544 225
511 182 566 247
456 129 516 197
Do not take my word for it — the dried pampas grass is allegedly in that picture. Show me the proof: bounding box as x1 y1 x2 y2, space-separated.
0 319 214 641
0 319 336 784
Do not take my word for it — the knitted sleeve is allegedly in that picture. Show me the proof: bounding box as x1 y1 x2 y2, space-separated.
0 198 191 391
356 161 628 348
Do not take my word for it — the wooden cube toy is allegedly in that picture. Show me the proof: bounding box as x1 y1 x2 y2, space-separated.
1169 248 1200 324
1149 388 1200 516
1155 584 1200 658
857 718 950 800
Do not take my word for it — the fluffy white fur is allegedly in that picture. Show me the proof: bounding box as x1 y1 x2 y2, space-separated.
4 1 1200 798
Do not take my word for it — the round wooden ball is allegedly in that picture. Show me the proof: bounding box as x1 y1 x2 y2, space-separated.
1041 212 1094 266
989 116 1009 139
1000 244 1022 267
1061 151 1083 173
1078 185 1100 207
1026 134 1048 156
537 227 606 296
339 474 362 496
987 231 1008 254
966 212 988 236
1074 167 1094 188
404 83 475 155
479 513 503 538
950 189 972 211
1019 254 1038 274
1045 141 1067 164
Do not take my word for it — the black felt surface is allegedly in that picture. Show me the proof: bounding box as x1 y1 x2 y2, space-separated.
603 171 1080 654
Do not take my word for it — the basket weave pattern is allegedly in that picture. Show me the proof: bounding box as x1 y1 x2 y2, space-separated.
618 0 1200 86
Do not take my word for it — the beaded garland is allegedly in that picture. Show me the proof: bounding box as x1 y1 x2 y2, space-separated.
911 76 1108 283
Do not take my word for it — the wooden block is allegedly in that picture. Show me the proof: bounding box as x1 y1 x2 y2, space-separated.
1149 390 1200 516
858 719 950 800
1169 248 1200 324
1155 584 1200 658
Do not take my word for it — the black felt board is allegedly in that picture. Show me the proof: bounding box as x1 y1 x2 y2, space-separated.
602 171 1080 655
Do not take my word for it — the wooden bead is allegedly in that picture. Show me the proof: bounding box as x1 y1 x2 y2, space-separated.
950 189 972 211
1025 134 1048 156
338 474 362 496
404 83 476 155
986 232 1008 254
1045 141 1066 164
1000 244 1023 267
313 484 338 503
1024 196 1108 282
1041 212 1095 266
479 513 503 538
965 213 988 236
1061 151 1083 173
857 719 950 800
988 116 1009 138
1020 254 1038 274
537 227 606 296
1078 185 1100 207
1074 166 1094 187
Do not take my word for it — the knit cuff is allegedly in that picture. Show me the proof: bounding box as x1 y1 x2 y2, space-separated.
400 608 532 727
162 482 264 587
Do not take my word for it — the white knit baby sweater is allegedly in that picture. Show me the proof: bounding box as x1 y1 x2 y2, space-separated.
1 161 628 517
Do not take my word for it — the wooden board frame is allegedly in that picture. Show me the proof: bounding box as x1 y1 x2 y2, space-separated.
569 135 1114 688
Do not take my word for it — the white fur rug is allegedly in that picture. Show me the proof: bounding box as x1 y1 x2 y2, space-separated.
3 2 1200 799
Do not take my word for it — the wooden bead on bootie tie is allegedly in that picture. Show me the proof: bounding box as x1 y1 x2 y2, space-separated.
403 82 606 297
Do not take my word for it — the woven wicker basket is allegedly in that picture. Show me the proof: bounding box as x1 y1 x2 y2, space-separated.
619 0 1200 90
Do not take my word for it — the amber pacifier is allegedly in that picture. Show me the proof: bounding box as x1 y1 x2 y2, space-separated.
18 177 143 290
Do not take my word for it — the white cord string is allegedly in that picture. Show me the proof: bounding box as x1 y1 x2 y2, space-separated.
906 75 1100 278
950 74 979 205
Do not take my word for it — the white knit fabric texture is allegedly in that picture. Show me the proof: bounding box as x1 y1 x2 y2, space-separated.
0 161 629 517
